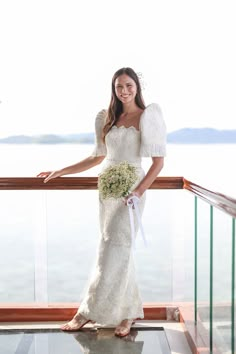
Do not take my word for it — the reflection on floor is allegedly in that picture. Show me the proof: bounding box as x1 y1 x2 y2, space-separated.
0 327 171 354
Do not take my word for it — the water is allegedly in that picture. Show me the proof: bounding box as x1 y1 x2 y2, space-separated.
0 143 235 303
1 143 235 196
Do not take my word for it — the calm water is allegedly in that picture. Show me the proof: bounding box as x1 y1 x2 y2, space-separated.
0 143 235 303
1 142 235 196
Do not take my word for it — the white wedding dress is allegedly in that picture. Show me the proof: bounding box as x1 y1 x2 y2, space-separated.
77 103 166 326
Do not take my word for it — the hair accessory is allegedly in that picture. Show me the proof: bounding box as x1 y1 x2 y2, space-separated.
136 71 146 91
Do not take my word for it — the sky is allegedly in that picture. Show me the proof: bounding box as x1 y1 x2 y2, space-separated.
0 0 236 138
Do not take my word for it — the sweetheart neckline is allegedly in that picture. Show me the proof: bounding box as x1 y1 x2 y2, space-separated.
110 104 153 133
112 125 140 133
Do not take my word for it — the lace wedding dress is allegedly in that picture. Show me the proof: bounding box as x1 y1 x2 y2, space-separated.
77 103 166 326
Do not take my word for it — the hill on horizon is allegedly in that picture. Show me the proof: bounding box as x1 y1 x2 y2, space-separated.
167 128 236 143
0 128 236 144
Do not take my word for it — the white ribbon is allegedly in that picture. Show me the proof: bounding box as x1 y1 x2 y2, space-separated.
127 195 147 249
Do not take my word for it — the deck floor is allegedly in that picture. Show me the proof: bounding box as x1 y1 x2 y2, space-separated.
0 320 192 354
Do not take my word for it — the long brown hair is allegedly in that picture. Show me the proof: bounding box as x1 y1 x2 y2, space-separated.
102 67 145 142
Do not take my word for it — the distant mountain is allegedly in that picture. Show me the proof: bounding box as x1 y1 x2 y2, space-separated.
0 133 94 144
0 128 235 144
167 128 236 143
0 135 33 144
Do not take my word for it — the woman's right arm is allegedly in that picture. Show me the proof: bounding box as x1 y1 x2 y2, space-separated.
37 155 105 183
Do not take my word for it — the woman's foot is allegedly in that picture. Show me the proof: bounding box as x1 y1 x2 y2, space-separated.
114 319 135 337
60 314 91 332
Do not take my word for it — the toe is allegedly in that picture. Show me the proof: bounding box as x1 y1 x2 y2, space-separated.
114 327 121 335
61 324 68 330
120 327 128 336
61 323 72 331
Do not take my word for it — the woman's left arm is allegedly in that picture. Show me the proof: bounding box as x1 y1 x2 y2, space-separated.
124 157 164 203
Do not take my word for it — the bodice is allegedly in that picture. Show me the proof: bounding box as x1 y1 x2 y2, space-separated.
104 125 142 166
91 103 167 166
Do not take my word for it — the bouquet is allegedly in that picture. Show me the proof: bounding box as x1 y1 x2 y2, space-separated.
98 161 138 199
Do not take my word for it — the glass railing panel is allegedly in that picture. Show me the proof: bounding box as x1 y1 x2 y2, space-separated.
176 190 195 302
196 198 211 332
0 190 46 303
135 189 194 302
135 189 172 302
212 209 233 353
46 190 100 303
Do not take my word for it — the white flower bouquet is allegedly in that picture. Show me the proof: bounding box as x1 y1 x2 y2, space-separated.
98 161 138 199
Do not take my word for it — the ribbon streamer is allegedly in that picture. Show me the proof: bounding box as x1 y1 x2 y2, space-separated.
127 195 147 248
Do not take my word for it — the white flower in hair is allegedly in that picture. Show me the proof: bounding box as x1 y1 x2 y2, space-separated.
136 71 146 90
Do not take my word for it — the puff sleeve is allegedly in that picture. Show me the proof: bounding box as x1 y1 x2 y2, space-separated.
91 109 107 156
140 103 167 157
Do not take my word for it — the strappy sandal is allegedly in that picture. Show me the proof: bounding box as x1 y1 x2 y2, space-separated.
60 314 92 332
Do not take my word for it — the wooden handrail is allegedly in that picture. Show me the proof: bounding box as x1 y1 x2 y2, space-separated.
183 178 236 218
0 176 184 190
0 176 235 217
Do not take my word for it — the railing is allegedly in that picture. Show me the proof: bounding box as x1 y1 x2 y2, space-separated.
183 178 236 354
0 176 184 190
0 176 236 354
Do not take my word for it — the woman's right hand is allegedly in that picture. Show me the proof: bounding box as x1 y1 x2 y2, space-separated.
36 170 62 183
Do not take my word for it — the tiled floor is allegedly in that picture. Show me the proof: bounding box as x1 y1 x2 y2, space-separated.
0 321 192 354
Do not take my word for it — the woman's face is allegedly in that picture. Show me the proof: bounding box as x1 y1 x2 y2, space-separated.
114 74 137 104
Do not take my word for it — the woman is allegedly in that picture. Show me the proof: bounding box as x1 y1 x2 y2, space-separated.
37 67 166 337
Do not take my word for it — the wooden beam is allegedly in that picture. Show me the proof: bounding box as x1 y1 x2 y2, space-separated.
0 303 167 322
0 176 184 190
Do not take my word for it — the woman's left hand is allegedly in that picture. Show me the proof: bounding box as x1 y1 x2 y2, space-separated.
123 190 142 206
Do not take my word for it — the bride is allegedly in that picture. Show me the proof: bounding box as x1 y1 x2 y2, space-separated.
37 67 166 337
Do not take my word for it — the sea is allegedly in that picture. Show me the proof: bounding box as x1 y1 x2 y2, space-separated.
0 143 235 304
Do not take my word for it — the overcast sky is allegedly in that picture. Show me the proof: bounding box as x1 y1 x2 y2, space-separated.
0 0 235 138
